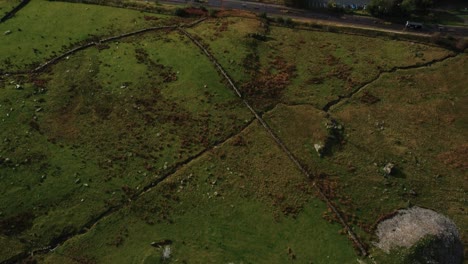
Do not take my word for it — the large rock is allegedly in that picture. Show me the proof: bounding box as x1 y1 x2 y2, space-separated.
375 207 463 264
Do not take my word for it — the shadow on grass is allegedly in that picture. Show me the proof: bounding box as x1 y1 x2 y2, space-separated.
389 167 407 179
428 10 466 25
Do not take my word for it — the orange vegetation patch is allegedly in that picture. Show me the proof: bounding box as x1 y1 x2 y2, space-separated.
185 7 208 16
241 55 296 109
143 15 159 21
437 144 468 170
215 9 257 18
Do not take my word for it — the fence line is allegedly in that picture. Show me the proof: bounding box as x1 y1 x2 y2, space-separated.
20 18 208 74
32 25 177 73
0 0 30 23
179 27 368 256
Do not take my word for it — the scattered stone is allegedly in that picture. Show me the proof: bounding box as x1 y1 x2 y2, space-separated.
83 183 89 187
162 245 171 260
4 30 11 35
75 178 81 184
383 163 395 176
314 143 324 157
325 120 343 131
375 207 463 263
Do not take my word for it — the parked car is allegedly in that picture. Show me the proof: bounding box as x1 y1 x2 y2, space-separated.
405 21 423 29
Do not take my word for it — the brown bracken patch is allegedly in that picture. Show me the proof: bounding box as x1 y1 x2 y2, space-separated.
437 144 468 170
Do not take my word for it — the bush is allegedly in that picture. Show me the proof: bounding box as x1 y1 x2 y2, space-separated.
174 8 188 17
367 0 434 17
455 38 468 52
248 33 267 41
208 8 217 17
276 17 284 24
284 17 294 27
259 12 268 20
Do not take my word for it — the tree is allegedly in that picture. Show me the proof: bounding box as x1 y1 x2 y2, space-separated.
327 0 345 13
367 0 400 17
284 0 306 8
401 0 433 13
367 0 433 17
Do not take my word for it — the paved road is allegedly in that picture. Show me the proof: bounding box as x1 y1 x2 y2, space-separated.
158 0 468 37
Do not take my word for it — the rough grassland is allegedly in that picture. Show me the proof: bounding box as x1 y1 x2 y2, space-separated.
0 2 466 262
262 54 467 255
188 18 452 112
41 121 357 264
331 54 467 255
0 0 21 16
0 0 175 71
256 26 453 110
187 16 265 83
0 31 251 261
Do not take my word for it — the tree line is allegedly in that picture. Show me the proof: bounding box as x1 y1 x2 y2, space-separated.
367 0 434 17
284 0 438 17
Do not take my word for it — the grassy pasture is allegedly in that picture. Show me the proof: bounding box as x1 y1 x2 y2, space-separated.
189 17 453 111
187 16 265 83
0 0 177 71
0 0 21 17
0 1 466 262
262 54 468 254
255 26 453 110
40 121 358 263
0 30 251 261
331 54 468 253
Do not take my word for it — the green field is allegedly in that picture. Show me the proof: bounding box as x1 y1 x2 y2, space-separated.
40 121 357 263
0 1 466 263
0 0 178 71
0 0 21 16
0 25 252 261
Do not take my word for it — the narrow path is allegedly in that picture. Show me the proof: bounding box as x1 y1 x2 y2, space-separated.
4 116 256 264
322 52 459 112
178 26 369 256
0 0 30 23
